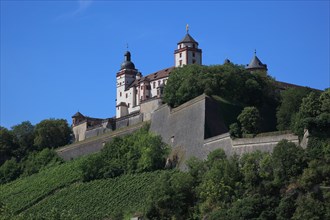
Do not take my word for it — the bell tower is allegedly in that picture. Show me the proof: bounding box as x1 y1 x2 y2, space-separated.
174 25 202 67
116 51 138 118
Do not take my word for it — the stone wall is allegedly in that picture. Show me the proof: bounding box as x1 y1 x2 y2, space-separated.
72 122 87 142
232 133 299 155
62 94 304 166
150 95 207 170
116 113 143 130
57 123 144 160
203 132 300 157
140 98 162 121
85 127 112 139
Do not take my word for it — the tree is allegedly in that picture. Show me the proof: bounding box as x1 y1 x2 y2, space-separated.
34 119 72 150
80 125 169 181
11 121 35 159
145 172 195 220
237 107 261 135
0 158 21 184
293 92 322 135
272 140 306 185
292 193 325 220
276 87 311 131
0 128 18 165
163 64 208 107
21 148 63 177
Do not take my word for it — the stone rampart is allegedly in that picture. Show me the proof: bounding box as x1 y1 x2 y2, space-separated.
116 112 142 130
62 94 304 166
203 132 300 157
150 95 207 170
56 123 144 160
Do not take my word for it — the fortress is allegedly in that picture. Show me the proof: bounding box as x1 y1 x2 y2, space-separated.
60 29 307 167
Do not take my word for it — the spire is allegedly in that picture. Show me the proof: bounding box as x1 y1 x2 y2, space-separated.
186 24 189 33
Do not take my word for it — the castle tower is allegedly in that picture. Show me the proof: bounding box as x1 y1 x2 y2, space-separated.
174 25 202 67
116 51 138 118
246 50 268 72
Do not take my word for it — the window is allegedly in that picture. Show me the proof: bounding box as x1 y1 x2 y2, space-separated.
193 44 195 48
179 60 182 66
180 53 182 58
192 60 196 64
158 80 160 86
126 93 128 98
179 44 182 49
193 52 195 57
153 82 156 89
120 92 122 97
141 86 143 90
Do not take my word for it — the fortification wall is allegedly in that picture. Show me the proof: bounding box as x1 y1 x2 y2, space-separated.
116 113 142 130
232 133 299 155
203 133 233 156
72 122 87 142
150 95 207 170
203 132 300 157
85 127 112 139
141 98 162 121
57 123 144 160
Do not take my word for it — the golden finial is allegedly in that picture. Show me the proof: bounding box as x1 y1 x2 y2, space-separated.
186 24 189 33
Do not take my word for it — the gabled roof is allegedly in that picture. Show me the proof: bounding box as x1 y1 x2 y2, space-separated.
246 55 267 70
178 33 198 45
72 112 85 118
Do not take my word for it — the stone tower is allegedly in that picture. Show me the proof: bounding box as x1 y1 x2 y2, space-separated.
116 51 138 118
246 50 268 72
174 26 202 67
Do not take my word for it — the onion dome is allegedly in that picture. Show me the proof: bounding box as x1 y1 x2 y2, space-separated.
120 51 135 70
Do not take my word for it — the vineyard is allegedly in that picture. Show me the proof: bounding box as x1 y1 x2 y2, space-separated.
0 155 169 219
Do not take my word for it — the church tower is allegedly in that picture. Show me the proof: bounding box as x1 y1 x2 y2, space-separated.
116 51 138 118
174 25 202 67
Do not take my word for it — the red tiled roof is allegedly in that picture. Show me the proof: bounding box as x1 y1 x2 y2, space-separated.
126 66 175 90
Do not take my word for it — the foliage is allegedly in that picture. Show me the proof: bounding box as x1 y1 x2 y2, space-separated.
145 171 195 220
34 119 72 150
0 128 18 166
271 140 306 185
21 148 63 177
229 122 241 138
237 106 261 135
292 193 325 220
163 64 277 108
80 125 169 181
276 87 312 130
0 158 21 184
11 121 35 159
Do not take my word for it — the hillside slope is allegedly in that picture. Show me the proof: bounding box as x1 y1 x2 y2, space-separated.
0 157 167 219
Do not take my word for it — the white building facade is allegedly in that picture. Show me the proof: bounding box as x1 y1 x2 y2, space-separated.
115 32 203 118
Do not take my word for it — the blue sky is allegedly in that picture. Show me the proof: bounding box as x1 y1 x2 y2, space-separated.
1 0 329 128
